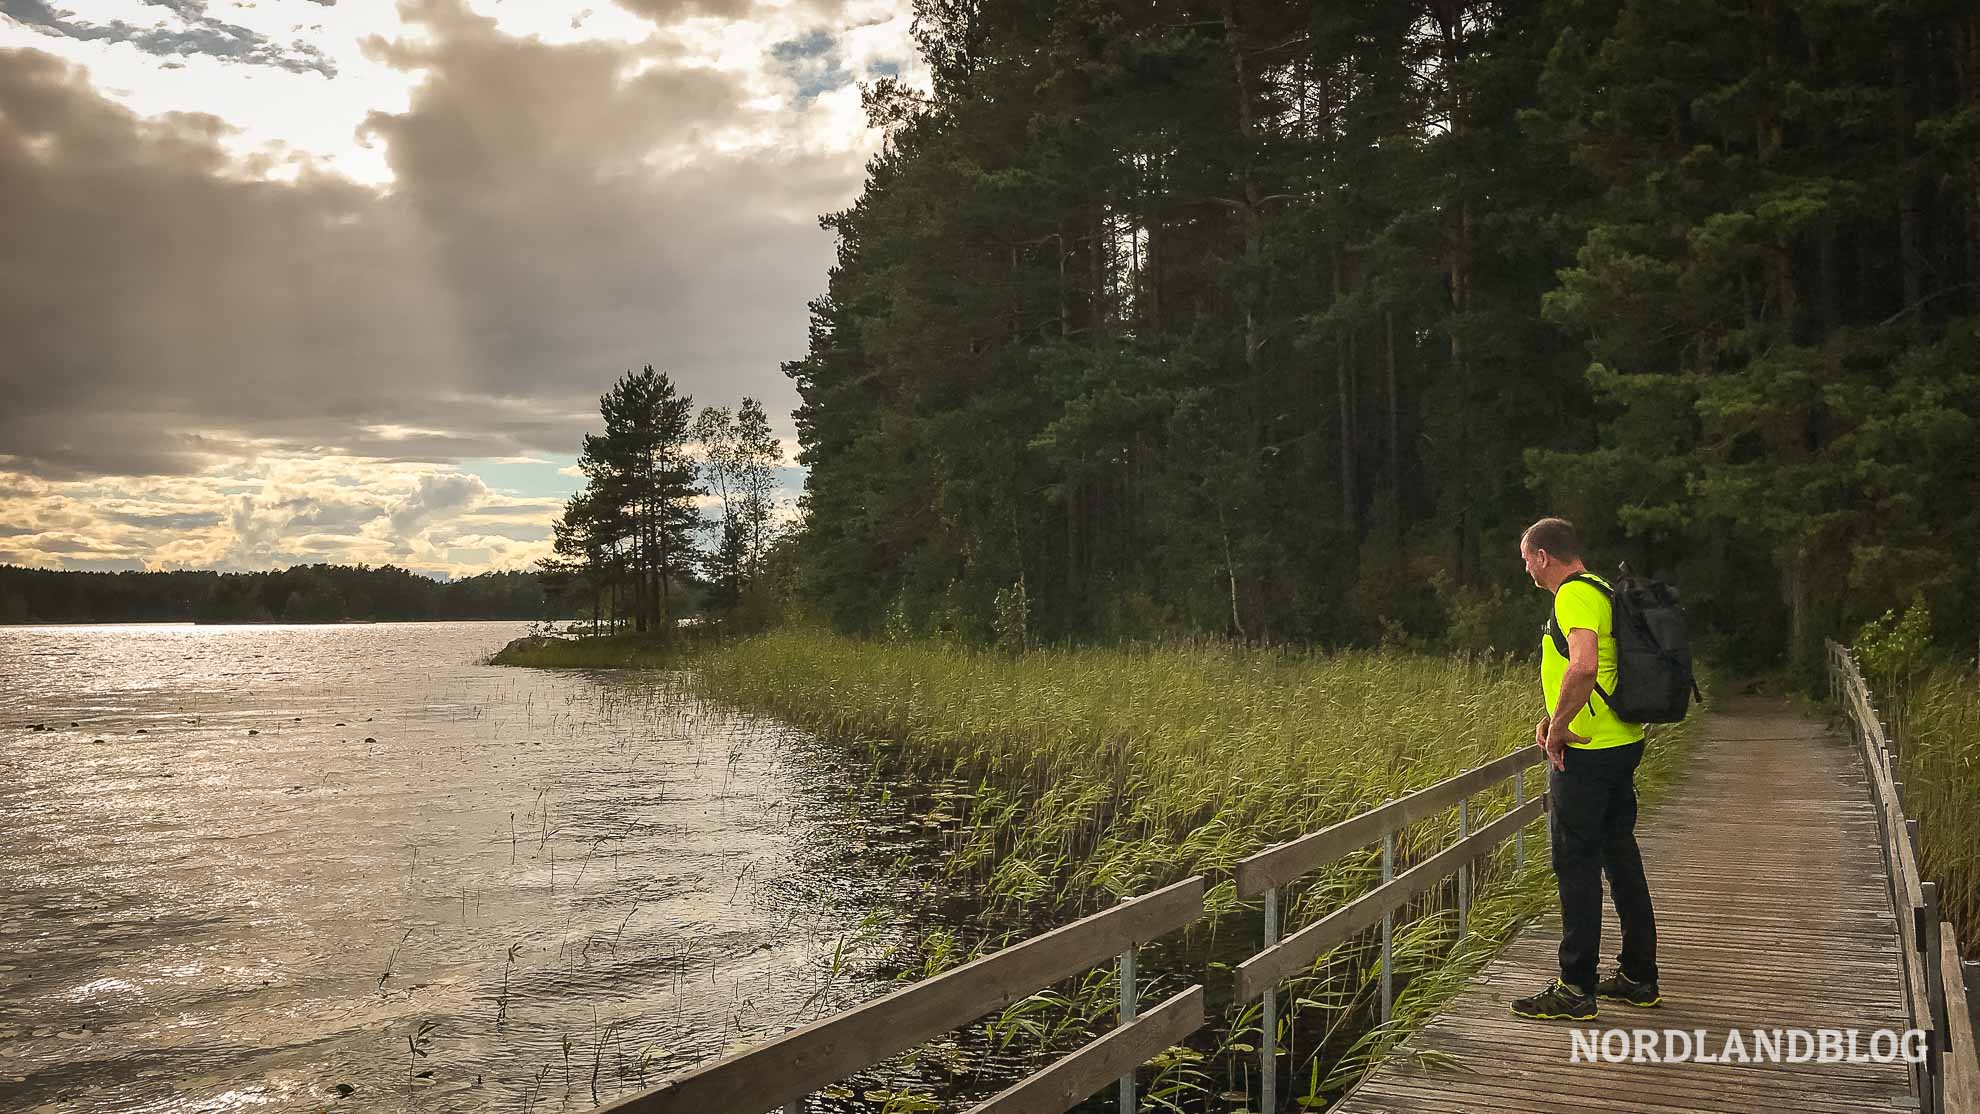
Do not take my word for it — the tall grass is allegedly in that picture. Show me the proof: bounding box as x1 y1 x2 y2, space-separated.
1892 669 1980 955
686 628 1700 1106
694 630 1542 925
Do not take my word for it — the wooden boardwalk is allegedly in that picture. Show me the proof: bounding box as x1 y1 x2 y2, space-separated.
1334 696 1916 1113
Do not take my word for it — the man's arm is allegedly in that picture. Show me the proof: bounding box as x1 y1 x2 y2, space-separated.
1545 627 1599 762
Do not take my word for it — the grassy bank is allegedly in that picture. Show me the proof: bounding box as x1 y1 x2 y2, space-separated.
685 629 1699 1104
694 631 1542 922
1893 670 1980 956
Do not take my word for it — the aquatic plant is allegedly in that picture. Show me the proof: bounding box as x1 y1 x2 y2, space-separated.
377 928 413 997
692 631 1541 924
496 942 522 1028
680 629 1702 1105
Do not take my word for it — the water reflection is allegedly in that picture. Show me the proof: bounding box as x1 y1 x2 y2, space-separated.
0 622 908 1112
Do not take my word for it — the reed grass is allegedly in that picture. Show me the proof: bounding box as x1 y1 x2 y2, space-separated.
685 628 1702 1106
695 630 1540 922
1890 668 1980 955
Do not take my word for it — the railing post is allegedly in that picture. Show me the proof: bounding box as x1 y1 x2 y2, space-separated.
1118 945 1137 1114
1381 830 1395 1025
1924 881 1949 1114
1457 796 1471 938
1514 769 1526 870
1260 886 1277 1114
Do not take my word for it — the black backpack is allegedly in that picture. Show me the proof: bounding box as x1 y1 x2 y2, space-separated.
1546 564 1702 724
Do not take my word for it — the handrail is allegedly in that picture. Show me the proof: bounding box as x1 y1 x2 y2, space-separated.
1235 746 1546 897
965 985 1205 1114
1826 639 1978 1114
1943 920 1980 1113
1236 795 1546 1000
602 875 1205 1114
1229 743 1550 1114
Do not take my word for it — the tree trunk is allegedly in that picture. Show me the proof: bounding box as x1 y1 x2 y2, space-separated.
1436 5 1474 586
1783 547 1811 674
1818 222 1841 334
1334 248 1357 539
1220 509 1245 641
1221 0 1263 454
1450 199 1472 585
1385 308 1401 517
1896 28 1928 341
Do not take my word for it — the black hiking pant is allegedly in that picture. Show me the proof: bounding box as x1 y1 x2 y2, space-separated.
1549 738 1658 992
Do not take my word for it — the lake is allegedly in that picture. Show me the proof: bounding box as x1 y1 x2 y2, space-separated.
0 622 916 1113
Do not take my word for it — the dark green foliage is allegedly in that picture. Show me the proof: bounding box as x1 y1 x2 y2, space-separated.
0 564 561 623
783 0 1980 666
544 366 706 634
1533 0 1980 674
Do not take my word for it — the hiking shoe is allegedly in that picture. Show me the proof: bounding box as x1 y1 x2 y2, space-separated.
1595 966 1662 1008
1510 978 1597 1020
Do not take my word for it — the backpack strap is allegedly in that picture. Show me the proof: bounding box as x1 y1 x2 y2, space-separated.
1547 573 1614 708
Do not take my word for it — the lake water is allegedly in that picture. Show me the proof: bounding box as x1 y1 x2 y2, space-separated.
0 622 916 1113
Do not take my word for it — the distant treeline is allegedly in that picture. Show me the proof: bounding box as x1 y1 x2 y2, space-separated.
0 564 572 624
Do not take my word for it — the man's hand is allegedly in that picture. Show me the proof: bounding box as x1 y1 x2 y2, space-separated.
1543 718 1589 770
1536 717 1562 771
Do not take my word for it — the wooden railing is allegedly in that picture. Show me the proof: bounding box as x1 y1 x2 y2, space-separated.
1827 640 1980 1114
1230 744 1550 1114
605 743 1571 1114
598 876 1206 1114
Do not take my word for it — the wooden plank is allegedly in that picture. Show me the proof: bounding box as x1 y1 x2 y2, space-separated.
602 875 1205 1114
963 985 1204 1114
1234 745 1545 896
1945 921 1980 1114
1331 694 1917 1114
1350 1071 1895 1114
1235 795 1545 1000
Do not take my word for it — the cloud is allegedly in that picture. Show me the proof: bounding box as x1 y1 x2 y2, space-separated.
0 0 893 479
2 0 339 76
1 0 923 572
0 455 556 575
387 471 488 534
105 509 223 529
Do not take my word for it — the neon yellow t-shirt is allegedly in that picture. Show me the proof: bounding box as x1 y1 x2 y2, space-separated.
1541 574 1645 750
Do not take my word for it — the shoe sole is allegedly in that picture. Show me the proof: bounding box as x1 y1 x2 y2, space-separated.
1510 1006 1598 1020
1598 993 1663 1008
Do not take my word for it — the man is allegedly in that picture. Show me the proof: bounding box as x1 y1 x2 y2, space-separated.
1510 516 1662 1021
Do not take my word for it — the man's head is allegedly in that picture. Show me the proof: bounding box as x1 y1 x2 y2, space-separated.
1520 517 1587 592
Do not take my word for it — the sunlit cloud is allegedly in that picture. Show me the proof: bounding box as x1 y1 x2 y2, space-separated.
1 0 924 572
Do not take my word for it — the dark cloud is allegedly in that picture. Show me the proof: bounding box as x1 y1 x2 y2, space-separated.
387 472 486 535
614 0 762 24
466 501 557 516
0 0 857 481
270 493 380 531
1 0 338 77
54 555 148 571
439 521 550 542
105 510 223 529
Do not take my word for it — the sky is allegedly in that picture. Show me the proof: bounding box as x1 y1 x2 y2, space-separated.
0 0 922 578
